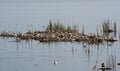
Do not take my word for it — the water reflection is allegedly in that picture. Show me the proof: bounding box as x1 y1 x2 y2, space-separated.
72 47 77 56
0 36 119 71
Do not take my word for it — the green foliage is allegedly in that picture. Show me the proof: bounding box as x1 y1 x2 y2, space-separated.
82 25 85 35
46 20 78 33
72 25 78 32
67 25 71 32
113 22 117 37
46 20 52 31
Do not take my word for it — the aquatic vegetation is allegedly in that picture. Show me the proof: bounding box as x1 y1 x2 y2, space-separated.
102 20 113 33
102 20 118 43
106 54 116 71
46 20 65 32
0 20 118 44
0 31 16 37
46 20 78 33
113 22 117 37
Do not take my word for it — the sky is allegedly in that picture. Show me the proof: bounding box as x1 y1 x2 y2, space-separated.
0 0 120 33
0 0 120 3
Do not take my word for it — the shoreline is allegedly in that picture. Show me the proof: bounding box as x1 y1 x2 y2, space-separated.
0 20 118 44
0 30 117 44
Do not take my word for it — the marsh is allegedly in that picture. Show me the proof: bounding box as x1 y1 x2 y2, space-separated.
0 0 120 71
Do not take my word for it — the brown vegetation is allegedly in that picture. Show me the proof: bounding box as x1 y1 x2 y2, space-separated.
0 20 118 44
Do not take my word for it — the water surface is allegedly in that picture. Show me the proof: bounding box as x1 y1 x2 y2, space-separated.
0 1 120 71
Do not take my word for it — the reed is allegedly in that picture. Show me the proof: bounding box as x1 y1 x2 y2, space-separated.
81 25 85 35
113 22 116 32
0 20 118 44
72 25 78 32
102 20 116 34
102 20 110 32
46 20 53 31
67 25 71 32
46 20 78 32
113 22 117 37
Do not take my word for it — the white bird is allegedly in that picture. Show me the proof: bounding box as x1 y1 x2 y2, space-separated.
54 60 58 66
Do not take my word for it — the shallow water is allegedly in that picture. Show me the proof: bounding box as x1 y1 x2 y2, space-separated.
0 38 120 71
0 1 120 71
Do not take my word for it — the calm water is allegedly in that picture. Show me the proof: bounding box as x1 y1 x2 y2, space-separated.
0 1 120 71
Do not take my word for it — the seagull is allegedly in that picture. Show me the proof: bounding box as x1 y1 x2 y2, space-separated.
54 60 58 66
